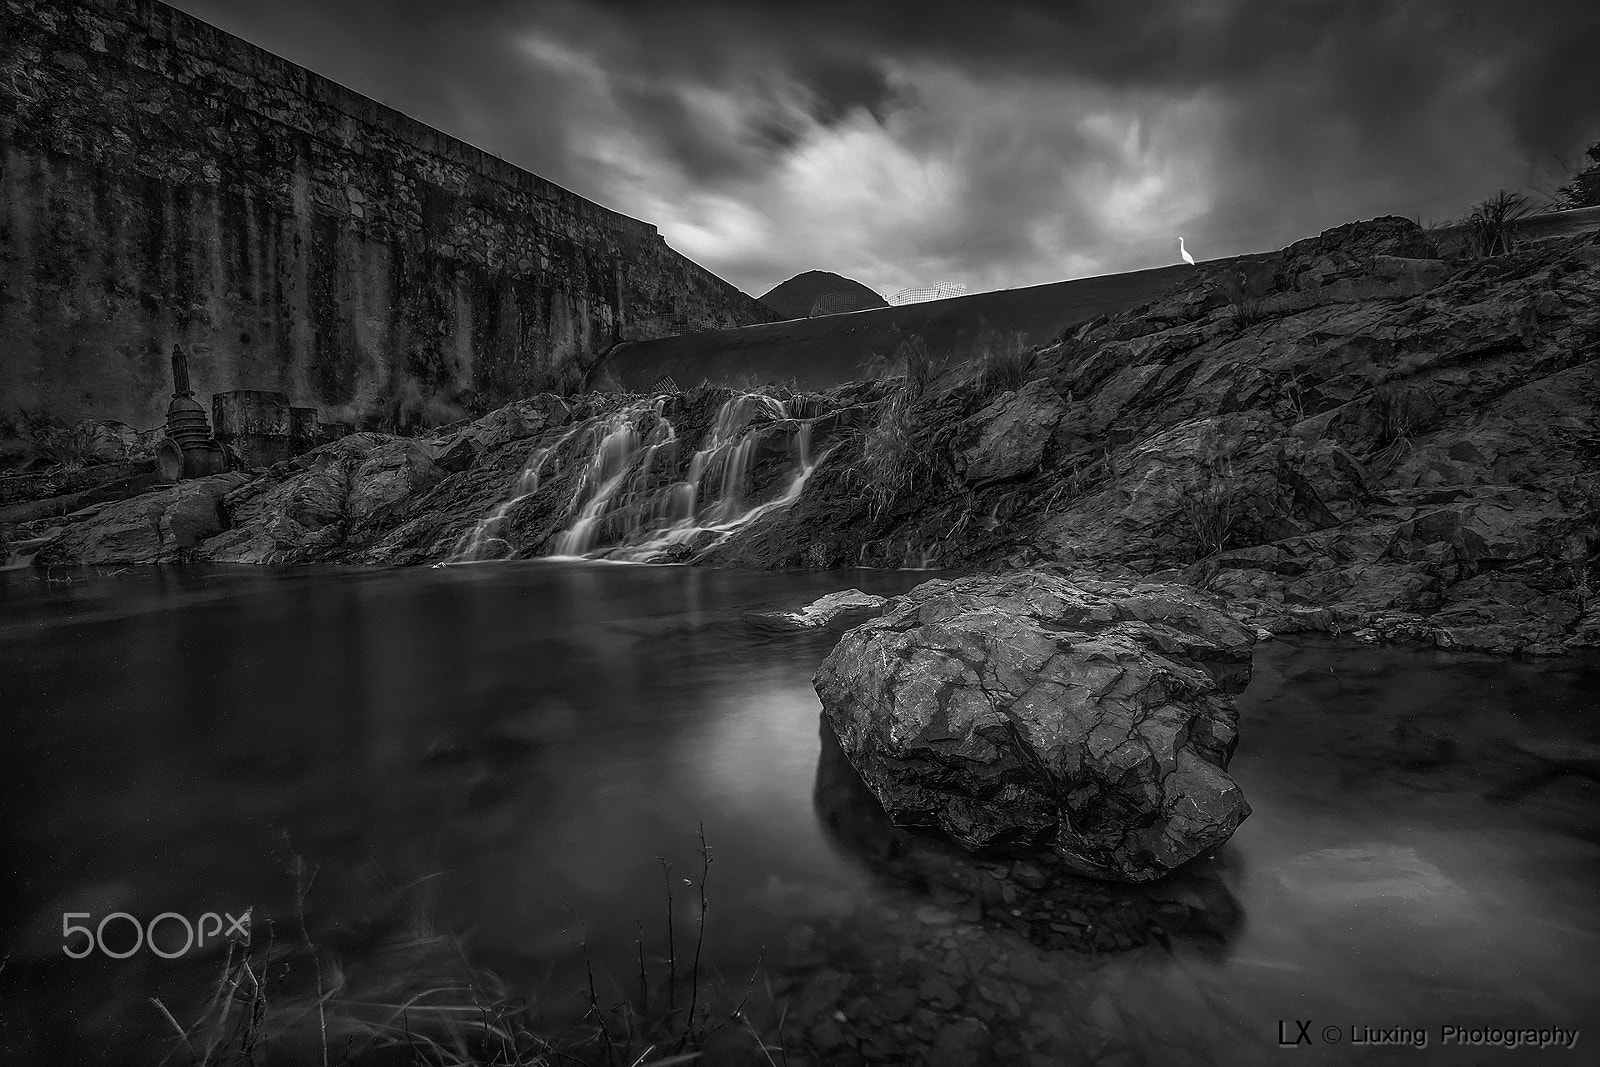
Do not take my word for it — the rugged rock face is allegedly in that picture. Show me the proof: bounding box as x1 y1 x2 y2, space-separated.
198 435 443 565
31 473 250 566
813 572 1255 883
11 217 1600 655
957 378 1068 486
710 219 1600 654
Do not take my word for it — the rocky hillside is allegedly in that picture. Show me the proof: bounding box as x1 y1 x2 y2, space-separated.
759 270 889 319
712 217 1600 654
11 217 1598 654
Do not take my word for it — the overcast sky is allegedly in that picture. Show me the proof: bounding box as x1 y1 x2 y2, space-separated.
171 0 1600 300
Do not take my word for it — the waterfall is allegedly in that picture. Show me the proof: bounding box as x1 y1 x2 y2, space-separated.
552 398 679 557
451 423 588 562
1 528 63 571
451 391 825 564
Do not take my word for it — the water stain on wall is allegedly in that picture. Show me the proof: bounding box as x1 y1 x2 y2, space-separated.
0 0 779 429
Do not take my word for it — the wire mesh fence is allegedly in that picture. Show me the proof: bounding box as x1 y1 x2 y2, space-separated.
889 282 968 306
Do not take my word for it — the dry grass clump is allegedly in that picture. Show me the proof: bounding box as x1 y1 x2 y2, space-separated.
1216 264 1274 330
154 839 785 1067
1373 383 1418 446
1182 432 1243 559
855 336 949 523
1464 190 1535 258
4 411 105 470
1410 216 1452 259
1185 479 1239 560
35 423 102 470
972 332 1036 396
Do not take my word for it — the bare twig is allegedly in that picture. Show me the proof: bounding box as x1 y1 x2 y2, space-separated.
681 825 712 1047
294 856 330 1067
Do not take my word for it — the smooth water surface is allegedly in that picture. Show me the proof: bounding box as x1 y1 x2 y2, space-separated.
2 564 1598 1064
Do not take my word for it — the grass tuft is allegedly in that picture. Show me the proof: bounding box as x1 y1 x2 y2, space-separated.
973 333 1036 397
852 336 953 524
1216 264 1274 330
1373 383 1418 446
1182 432 1243 559
153 849 782 1067
1464 190 1534 258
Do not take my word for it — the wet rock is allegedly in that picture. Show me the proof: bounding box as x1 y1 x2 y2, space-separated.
958 378 1067 485
199 434 441 564
1429 574 1584 656
1011 863 1048 890
459 395 572 453
814 572 1254 882
0 464 162 525
705 223 1600 655
31 472 249 564
433 433 479 473
0 458 160 509
745 589 889 634
813 688 1246 957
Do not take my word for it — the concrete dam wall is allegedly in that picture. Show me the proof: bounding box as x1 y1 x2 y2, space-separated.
599 205 1600 394
0 0 779 430
598 263 1198 393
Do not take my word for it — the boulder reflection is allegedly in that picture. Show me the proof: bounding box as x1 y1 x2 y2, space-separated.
812 715 1245 959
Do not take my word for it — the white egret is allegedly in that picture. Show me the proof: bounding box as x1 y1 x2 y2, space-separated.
1177 236 1196 265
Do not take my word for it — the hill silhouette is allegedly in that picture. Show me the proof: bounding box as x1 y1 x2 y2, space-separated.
759 270 888 320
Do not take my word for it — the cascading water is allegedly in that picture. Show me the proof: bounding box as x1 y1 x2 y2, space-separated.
0 529 62 571
552 398 680 557
452 425 581 562
451 391 828 564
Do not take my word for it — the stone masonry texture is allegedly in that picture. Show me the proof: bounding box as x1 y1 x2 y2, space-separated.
0 0 780 429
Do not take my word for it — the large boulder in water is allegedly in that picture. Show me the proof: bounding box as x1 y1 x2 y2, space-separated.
813 572 1255 882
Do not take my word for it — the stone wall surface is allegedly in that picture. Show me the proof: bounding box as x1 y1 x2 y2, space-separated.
0 0 778 429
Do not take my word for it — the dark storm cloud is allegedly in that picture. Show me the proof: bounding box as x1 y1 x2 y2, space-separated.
172 0 1600 295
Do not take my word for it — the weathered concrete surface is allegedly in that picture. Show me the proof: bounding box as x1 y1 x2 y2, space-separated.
0 0 778 430
597 263 1201 392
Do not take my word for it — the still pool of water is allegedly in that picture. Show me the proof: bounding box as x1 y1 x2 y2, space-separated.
2 563 1598 1065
